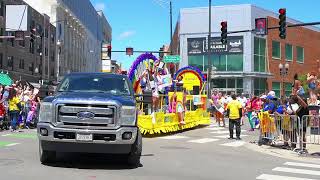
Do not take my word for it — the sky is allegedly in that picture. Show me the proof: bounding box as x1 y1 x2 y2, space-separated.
90 0 320 70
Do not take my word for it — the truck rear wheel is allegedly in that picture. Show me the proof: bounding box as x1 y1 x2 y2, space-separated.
39 141 56 164
127 129 142 167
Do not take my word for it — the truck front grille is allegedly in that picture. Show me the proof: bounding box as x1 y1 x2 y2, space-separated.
56 104 117 127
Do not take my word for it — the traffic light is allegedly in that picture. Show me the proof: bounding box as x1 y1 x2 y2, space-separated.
279 8 286 39
159 47 164 59
30 27 36 42
220 21 227 44
107 45 112 59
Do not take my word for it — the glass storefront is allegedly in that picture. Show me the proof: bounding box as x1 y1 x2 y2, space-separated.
188 54 243 72
212 78 243 95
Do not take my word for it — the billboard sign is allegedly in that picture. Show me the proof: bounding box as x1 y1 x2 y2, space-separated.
6 5 28 31
187 36 243 55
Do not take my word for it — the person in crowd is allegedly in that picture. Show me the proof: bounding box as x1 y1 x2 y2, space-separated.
263 95 277 114
8 88 20 132
216 93 226 127
226 94 243 140
238 93 247 125
307 72 318 105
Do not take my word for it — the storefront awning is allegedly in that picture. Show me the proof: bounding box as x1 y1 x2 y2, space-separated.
211 72 273 78
0 73 13 86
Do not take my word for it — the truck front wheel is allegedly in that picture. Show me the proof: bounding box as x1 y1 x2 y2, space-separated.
127 129 142 167
39 141 56 164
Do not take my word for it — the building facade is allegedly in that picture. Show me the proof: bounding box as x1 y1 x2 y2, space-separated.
23 0 112 80
0 0 56 83
171 4 320 96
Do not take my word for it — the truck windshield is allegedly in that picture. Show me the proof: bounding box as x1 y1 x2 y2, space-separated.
57 75 132 96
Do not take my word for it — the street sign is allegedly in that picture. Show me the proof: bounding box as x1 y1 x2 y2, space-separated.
255 18 268 35
163 55 180 63
126 47 133 56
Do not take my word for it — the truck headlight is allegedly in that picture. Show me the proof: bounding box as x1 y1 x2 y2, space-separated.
39 102 53 123
120 106 136 126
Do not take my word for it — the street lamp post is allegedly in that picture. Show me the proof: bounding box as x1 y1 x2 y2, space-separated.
207 0 212 99
279 63 289 97
56 40 62 81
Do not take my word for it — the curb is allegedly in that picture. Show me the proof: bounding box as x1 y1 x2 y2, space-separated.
245 142 320 164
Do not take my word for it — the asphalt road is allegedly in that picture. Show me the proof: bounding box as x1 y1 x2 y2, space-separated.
0 122 320 180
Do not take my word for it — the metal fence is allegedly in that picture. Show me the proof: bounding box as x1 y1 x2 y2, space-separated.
258 112 320 154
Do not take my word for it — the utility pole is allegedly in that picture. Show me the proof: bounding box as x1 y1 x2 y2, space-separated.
207 0 212 99
170 0 173 55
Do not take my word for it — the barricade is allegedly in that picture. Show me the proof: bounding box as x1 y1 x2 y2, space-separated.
300 115 320 151
273 114 301 148
258 112 301 148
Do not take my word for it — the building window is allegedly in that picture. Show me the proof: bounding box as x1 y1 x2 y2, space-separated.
254 78 267 96
51 54 55 62
50 68 54 77
51 34 55 43
285 83 292 97
254 37 266 72
272 41 281 59
188 55 203 71
45 29 49 38
285 44 293 61
45 48 48 56
19 59 25 69
272 82 281 98
0 53 3 68
297 46 304 63
0 1 4 17
212 78 243 95
0 28 3 43
7 56 13 70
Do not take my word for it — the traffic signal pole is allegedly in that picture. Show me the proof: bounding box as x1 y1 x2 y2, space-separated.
207 0 212 100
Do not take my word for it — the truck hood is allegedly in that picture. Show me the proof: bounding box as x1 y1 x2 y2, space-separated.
43 92 135 106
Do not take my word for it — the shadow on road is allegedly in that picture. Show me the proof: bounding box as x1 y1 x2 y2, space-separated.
43 153 144 170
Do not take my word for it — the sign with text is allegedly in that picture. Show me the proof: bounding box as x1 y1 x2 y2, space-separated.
163 55 181 63
187 36 243 55
101 43 111 60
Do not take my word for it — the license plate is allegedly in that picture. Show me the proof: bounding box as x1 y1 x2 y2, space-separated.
76 134 93 141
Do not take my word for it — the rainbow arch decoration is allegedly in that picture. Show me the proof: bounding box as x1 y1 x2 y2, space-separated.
174 66 205 91
128 53 159 93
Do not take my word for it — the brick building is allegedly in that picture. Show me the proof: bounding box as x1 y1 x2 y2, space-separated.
0 0 56 83
266 16 320 97
170 4 320 96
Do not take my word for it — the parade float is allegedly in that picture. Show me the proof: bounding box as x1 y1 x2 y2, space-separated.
128 53 210 135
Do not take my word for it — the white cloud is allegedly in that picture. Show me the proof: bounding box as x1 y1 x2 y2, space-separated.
94 3 105 11
118 31 136 40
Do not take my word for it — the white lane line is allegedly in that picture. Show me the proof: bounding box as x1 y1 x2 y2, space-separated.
284 162 320 169
220 141 245 147
1 134 12 137
158 136 189 140
273 167 320 176
188 138 219 144
214 135 248 139
5 143 20 147
256 174 316 180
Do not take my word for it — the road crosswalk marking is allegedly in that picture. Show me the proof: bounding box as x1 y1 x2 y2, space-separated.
284 162 320 169
2 134 11 137
210 130 247 134
205 127 226 131
5 143 20 147
158 135 189 140
187 138 219 144
214 135 248 139
220 141 245 147
256 174 316 180
272 167 320 176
